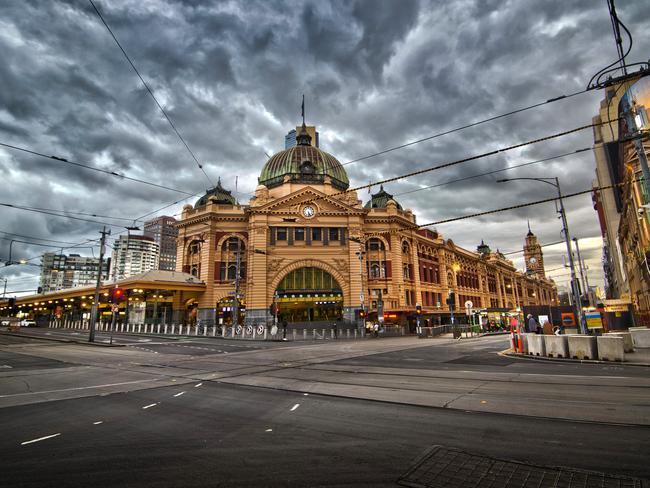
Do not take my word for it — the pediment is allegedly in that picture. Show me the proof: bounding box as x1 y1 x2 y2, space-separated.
253 187 362 215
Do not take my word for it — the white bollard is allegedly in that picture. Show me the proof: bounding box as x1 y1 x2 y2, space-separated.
164 324 168 335
321 328 325 339
156 324 161 334
354 330 358 339
171 324 176 335
313 329 316 340
264 328 268 340
331 329 335 339
346 329 350 339
204 326 207 336
292 329 296 341
221 326 226 337
303 329 307 340
212 326 216 337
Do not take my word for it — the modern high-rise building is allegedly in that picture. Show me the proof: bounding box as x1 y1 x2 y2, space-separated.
39 253 110 292
285 125 319 149
144 216 178 271
110 235 159 280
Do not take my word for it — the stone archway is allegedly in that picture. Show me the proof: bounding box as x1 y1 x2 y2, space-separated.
268 259 350 305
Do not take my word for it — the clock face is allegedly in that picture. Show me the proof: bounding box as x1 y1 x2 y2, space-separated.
529 257 537 265
302 206 315 218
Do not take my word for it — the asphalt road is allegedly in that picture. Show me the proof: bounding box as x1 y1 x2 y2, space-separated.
0 331 648 487
1 381 648 488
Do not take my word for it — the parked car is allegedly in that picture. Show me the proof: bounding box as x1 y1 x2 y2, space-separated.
20 319 37 327
1 319 10 327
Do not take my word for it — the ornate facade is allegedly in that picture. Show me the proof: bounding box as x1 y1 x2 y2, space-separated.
176 123 558 327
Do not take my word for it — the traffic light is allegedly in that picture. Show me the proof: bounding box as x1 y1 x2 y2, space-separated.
357 309 366 319
111 288 125 303
416 304 422 315
8 297 16 308
446 292 455 310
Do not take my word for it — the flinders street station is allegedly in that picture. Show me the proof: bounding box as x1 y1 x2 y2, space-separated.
176 122 558 328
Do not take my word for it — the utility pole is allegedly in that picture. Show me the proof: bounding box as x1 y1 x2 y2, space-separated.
1 278 6 299
573 238 593 308
89 227 110 343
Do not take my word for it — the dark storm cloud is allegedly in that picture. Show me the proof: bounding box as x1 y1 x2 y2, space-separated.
1 0 648 295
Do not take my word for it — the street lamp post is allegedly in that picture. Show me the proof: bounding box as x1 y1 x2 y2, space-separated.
355 248 366 332
497 177 585 333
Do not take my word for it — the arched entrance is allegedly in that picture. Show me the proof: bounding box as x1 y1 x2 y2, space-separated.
276 267 343 323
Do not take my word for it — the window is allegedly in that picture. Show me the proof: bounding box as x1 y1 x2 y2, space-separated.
369 262 385 279
311 228 322 241
295 228 305 241
403 265 411 279
222 237 244 252
329 228 339 241
405 290 412 305
276 228 287 241
190 242 200 255
367 238 385 251
190 264 199 277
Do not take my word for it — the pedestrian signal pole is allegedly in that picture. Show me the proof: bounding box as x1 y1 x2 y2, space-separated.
89 227 110 343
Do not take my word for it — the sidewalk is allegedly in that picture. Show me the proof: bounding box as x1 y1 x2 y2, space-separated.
504 346 650 367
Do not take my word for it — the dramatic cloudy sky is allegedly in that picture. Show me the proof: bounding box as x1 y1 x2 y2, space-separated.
1 0 648 296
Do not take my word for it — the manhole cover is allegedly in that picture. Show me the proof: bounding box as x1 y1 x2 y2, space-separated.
398 446 646 488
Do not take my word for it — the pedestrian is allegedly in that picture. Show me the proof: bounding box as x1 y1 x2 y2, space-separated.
373 322 379 338
282 318 288 340
332 320 338 339
527 314 539 334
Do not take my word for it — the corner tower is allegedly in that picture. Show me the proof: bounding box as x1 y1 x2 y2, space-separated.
523 222 545 277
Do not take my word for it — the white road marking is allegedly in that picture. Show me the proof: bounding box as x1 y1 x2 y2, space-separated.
0 365 12 369
303 393 308 396
21 433 61 445
93 421 103 425
194 383 203 388
173 392 185 397
265 429 273 432
142 403 158 409
290 403 300 412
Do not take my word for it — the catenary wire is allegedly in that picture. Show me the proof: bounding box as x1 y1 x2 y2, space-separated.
88 0 214 188
0 142 196 196
341 88 591 167
395 148 590 197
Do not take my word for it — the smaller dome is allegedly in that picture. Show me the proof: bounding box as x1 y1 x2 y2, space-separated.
364 185 403 210
477 240 491 255
195 178 236 208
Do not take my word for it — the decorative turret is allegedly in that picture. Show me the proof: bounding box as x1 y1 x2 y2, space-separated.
194 178 236 208
477 240 491 256
523 223 545 277
364 185 403 210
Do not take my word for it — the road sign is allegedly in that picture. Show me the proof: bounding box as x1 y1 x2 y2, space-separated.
464 300 473 309
256 324 265 335
246 325 253 335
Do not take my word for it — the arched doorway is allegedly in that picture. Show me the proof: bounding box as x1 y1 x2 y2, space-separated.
276 267 343 323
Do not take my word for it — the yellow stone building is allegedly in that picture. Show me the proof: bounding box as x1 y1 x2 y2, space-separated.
176 123 558 328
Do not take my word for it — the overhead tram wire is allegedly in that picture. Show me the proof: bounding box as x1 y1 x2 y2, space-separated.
0 231 81 246
88 0 214 188
416 178 640 229
341 88 591 167
394 148 591 197
302 118 619 209
0 203 135 228
0 142 195 197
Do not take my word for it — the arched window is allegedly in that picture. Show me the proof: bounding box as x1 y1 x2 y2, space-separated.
366 238 387 280
218 236 246 281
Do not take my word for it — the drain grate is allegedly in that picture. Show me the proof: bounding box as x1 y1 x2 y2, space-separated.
398 446 646 488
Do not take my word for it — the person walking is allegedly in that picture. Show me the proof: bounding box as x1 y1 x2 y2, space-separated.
527 314 539 334
281 318 288 340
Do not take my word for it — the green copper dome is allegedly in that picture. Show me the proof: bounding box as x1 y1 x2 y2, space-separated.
364 185 402 210
258 125 349 190
194 178 236 208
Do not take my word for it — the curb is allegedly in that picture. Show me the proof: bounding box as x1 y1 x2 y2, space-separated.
0 330 125 347
499 349 650 367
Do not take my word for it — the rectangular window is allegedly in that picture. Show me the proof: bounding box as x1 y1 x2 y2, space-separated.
276 227 287 241
329 228 339 241
312 228 322 241
295 228 305 241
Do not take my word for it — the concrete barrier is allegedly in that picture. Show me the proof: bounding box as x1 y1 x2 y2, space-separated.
630 329 650 348
567 335 597 360
597 336 625 361
606 332 634 352
526 334 546 356
544 335 569 358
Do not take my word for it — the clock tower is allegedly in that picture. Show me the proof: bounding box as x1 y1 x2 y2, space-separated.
523 222 545 277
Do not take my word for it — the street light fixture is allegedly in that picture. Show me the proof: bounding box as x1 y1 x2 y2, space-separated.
496 176 584 333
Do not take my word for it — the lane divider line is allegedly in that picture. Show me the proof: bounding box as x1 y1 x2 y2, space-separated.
93 421 103 425
21 433 61 445
265 428 273 432
142 403 158 409
194 383 203 388
173 392 185 397
290 403 300 412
